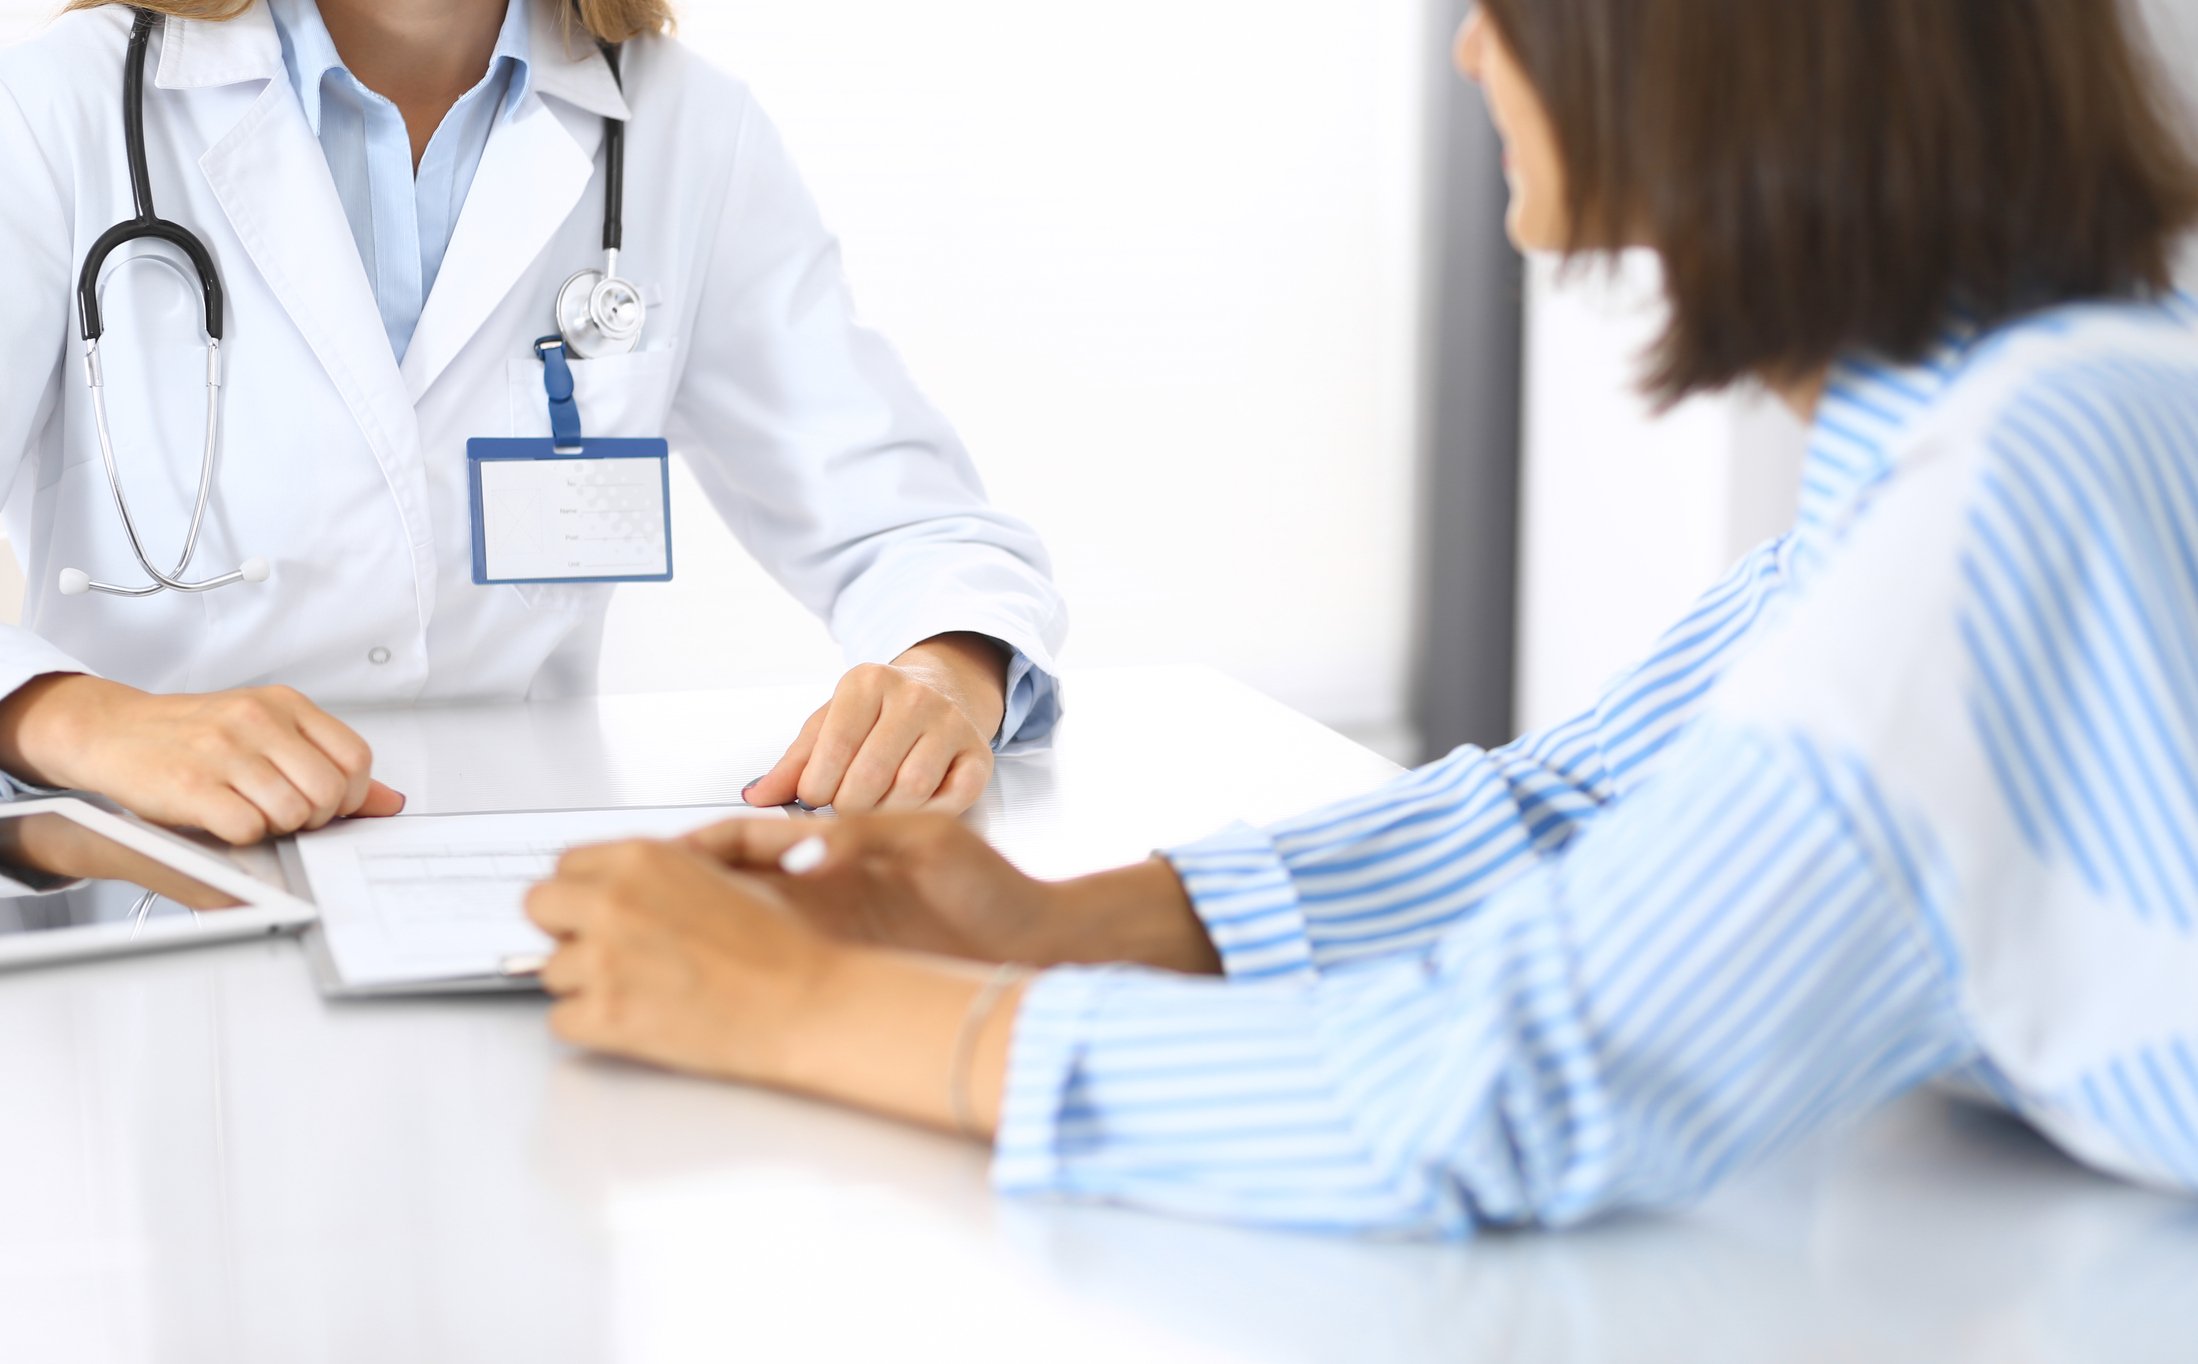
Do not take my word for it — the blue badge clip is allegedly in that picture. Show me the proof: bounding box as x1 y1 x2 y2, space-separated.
534 335 584 454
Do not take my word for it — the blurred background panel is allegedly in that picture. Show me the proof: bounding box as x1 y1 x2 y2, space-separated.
0 0 2192 763
2142 0 2198 281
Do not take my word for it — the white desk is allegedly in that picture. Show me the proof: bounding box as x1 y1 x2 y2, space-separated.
3 667 2194 1364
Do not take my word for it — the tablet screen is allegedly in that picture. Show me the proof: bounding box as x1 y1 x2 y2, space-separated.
0 809 246 939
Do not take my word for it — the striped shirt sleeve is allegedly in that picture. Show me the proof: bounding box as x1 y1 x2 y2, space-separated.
996 722 1975 1237
1171 533 1800 982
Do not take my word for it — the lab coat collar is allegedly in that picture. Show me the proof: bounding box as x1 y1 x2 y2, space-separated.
152 3 284 91
526 0 632 123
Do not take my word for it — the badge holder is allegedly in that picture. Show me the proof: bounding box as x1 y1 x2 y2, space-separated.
465 338 674 586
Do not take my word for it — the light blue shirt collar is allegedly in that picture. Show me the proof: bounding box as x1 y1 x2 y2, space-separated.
261 0 537 360
268 0 534 137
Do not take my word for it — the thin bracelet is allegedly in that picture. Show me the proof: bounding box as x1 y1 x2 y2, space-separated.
950 963 1033 1140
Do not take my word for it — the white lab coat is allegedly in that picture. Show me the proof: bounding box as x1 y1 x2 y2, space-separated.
0 1 1066 711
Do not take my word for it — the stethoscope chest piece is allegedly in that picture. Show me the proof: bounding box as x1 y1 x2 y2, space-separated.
554 256 646 360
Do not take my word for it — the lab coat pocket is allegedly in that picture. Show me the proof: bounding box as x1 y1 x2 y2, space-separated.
501 348 681 613
505 348 681 442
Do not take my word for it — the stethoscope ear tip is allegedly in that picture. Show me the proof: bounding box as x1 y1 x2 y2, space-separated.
240 557 271 585
58 569 91 598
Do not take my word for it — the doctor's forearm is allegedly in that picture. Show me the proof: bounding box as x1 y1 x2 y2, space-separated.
0 673 116 788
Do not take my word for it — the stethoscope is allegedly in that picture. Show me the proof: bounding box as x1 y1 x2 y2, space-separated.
63 7 644 600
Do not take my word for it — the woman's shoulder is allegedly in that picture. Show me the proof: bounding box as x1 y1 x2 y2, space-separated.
0 7 141 159
1905 295 2198 485
618 27 762 135
0 9 133 189
1805 294 2198 618
1966 294 2198 413
1884 293 2198 631
0 6 132 96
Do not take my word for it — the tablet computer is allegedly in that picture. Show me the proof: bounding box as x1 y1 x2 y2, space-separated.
0 795 315 971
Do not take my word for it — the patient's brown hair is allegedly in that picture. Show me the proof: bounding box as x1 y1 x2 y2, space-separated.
1478 0 2198 402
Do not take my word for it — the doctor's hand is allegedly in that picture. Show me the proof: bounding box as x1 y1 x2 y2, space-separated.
743 634 1011 816
0 675 406 845
684 814 1224 975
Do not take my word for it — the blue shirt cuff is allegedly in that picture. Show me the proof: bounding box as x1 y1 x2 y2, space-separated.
0 771 55 802
995 650 1062 753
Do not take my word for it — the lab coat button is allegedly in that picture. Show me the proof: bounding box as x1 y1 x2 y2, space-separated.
367 647 392 666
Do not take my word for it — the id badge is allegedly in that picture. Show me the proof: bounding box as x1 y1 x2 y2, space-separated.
466 437 674 585
469 335 675 586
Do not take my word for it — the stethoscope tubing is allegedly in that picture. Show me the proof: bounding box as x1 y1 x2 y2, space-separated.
78 9 224 345
68 12 641 600
82 320 236 597
67 8 242 598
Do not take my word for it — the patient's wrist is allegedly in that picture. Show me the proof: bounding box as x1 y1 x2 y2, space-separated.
1052 859 1223 975
770 941 980 1130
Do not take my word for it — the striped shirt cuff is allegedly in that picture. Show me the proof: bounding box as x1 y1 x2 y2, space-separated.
992 965 1115 1195
1164 824 1317 985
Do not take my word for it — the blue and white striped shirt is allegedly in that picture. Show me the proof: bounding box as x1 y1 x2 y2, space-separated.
995 294 2198 1237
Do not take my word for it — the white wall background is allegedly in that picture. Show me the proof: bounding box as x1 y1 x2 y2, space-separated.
0 1 1434 753
618 2 1431 753
1515 259 1804 732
